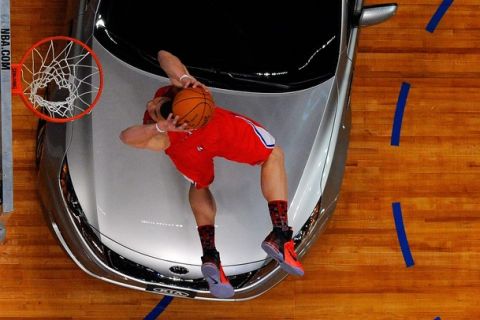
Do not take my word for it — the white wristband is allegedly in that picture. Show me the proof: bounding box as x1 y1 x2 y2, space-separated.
179 74 193 81
155 123 166 133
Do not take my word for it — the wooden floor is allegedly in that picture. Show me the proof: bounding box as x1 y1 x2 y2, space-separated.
1 0 480 319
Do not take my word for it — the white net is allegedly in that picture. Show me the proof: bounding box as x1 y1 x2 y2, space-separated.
21 39 101 120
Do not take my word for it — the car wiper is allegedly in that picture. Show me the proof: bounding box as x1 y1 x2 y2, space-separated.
189 66 291 90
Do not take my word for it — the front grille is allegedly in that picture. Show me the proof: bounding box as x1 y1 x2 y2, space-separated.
105 247 259 291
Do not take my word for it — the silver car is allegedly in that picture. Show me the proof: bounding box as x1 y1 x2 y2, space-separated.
37 0 397 300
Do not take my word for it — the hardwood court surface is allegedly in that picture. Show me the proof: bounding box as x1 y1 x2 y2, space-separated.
1 0 479 319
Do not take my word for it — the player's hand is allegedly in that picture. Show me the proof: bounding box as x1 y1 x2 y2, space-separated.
147 97 169 122
156 113 190 132
175 74 210 93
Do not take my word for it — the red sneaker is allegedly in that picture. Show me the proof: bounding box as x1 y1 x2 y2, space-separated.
201 250 234 298
261 227 304 276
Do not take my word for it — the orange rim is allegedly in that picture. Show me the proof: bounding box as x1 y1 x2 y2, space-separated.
14 36 104 123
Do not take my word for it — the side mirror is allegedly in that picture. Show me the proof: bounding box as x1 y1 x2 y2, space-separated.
359 4 398 27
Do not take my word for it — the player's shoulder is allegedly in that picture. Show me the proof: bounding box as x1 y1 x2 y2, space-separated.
214 106 235 116
154 85 179 99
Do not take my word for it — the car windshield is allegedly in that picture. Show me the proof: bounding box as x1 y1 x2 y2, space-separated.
95 1 341 92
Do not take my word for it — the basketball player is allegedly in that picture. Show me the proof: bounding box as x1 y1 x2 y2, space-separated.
120 50 304 298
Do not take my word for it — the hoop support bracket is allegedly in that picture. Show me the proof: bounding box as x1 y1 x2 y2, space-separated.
11 64 21 95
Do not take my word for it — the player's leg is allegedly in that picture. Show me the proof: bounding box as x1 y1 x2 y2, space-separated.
260 146 304 276
219 114 304 276
189 185 234 298
189 184 216 226
260 146 288 202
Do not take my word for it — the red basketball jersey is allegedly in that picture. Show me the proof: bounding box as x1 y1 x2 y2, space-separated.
144 86 275 188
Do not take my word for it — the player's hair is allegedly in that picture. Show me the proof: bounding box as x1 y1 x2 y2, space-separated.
160 99 173 119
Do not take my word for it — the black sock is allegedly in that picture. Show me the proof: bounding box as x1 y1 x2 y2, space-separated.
197 225 216 256
268 200 289 232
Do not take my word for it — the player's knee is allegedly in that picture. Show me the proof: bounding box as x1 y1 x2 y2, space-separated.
189 186 216 214
269 146 285 163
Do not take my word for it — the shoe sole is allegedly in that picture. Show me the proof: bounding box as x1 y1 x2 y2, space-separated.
201 263 235 298
261 241 305 276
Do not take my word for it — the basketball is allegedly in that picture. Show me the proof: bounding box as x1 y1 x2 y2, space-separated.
172 87 215 129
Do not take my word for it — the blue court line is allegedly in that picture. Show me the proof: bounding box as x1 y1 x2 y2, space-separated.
391 82 411 146
144 296 174 320
392 202 415 268
426 0 453 33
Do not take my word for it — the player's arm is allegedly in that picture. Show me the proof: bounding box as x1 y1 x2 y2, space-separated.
119 97 173 151
119 124 170 151
120 114 189 151
157 50 209 92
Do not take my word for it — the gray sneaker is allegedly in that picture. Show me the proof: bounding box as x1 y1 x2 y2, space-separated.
201 251 234 298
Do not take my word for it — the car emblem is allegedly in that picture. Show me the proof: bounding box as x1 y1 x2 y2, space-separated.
147 286 195 298
169 265 189 275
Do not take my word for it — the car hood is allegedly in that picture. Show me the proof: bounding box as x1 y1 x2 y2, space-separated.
66 38 336 278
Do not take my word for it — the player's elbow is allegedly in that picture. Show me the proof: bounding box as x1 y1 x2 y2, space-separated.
119 130 135 146
119 131 128 144
157 50 170 63
119 132 148 149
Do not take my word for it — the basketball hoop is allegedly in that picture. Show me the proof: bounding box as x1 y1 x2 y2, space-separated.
11 36 104 123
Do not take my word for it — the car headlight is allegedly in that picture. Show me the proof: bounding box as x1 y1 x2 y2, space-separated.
293 199 321 248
